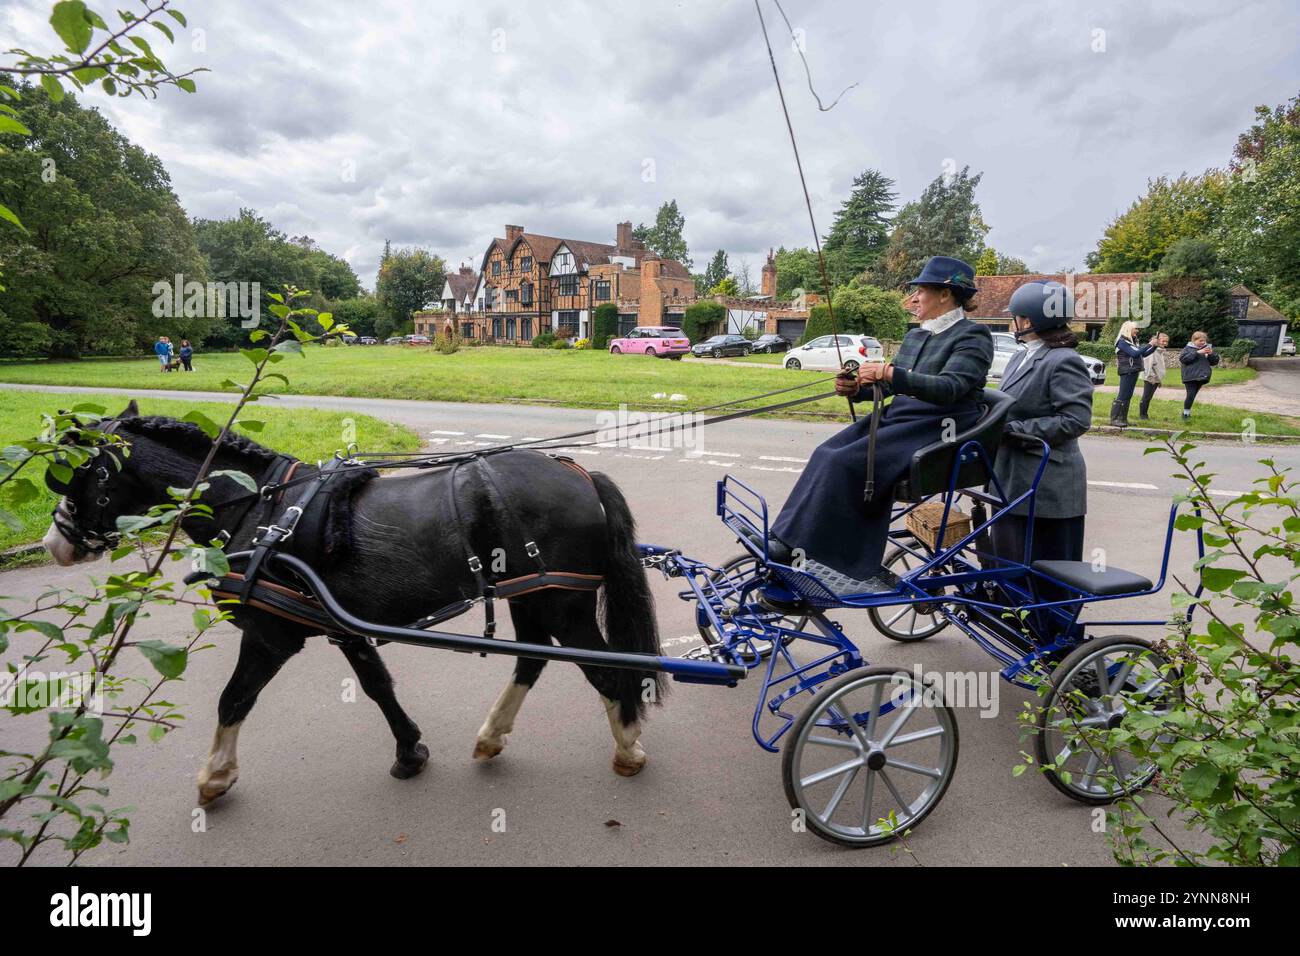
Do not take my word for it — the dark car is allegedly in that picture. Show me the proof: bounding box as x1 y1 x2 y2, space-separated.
751 333 791 354
691 334 752 358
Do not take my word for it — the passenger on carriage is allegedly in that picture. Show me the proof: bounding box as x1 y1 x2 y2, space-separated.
759 256 994 593
987 280 1093 599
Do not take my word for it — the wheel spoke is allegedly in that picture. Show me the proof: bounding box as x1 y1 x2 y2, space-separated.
887 725 945 747
907 608 919 634
886 757 943 780
878 695 919 748
1107 659 1135 696
806 735 860 752
801 756 863 789
883 606 909 627
1080 751 1102 791
822 765 860 821
860 768 877 833
879 768 911 813
861 680 884 742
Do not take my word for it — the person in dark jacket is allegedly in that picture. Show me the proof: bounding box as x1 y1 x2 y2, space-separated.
1110 320 1156 426
178 339 194 372
989 281 1093 601
763 256 993 592
1179 330 1219 419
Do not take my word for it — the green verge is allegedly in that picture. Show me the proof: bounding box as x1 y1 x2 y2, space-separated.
0 390 420 552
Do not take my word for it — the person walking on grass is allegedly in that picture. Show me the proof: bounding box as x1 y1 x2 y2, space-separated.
1179 330 1219 420
179 339 194 372
1109 320 1157 427
1138 332 1170 420
154 335 171 371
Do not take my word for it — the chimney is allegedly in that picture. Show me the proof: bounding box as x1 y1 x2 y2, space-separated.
616 221 633 250
505 224 523 243
639 258 663 325
460 263 474 276
761 248 777 299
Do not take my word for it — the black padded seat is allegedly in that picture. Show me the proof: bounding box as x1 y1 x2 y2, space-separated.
895 388 1017 502
1031 560 1152 597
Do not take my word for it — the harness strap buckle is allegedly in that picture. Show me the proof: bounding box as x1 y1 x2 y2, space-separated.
524 541 540 559
467 555 483 573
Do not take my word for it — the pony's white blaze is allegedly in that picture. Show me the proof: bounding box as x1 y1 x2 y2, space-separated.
197 721 242 805
473 681 531 760
43 503 83 566
603 696 647 776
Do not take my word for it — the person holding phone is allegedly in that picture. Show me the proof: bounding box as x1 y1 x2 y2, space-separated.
1138 332 1170 420
1179 330 1219 419
1110 320 1155 427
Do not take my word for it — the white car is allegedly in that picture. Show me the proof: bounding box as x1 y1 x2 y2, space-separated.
990 331 1104 384
1282 336 1295 356
784 335 883 372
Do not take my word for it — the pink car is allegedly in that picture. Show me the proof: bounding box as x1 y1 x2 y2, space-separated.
608 326 690 359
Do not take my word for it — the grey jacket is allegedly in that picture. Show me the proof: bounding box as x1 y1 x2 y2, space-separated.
991 344 1093 519
1179 344 1220 383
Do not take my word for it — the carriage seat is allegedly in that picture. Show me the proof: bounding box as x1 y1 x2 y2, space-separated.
1031 560 1152 597
894 389 1017 503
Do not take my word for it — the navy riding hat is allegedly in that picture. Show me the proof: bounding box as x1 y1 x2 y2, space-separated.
1006 280 1074 334
907 256 978 296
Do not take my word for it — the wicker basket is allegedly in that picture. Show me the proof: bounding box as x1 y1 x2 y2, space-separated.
905 500 971 552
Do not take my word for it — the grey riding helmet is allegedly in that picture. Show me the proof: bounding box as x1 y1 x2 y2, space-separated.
1007 281 1073 335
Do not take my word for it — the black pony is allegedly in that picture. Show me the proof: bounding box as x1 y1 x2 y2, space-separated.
43 402 663 805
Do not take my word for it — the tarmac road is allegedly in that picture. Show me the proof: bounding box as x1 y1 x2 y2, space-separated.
0 387 1277 866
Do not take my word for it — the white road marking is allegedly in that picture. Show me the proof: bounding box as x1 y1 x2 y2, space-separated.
679 458 733 468
1088 480 1159 490
476 433 511 439
431 430 464 436
688 449 742 458
1209 489 1246 497
759 455 808 464
751 465 802 474
661 634 703 649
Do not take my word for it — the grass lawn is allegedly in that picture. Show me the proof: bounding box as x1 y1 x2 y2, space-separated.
0 391 420 552
1100 364 1255 388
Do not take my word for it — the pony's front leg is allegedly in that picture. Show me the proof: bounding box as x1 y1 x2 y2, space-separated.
473 604 549 760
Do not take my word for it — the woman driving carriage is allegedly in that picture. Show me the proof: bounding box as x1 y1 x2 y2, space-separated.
759 256 994 592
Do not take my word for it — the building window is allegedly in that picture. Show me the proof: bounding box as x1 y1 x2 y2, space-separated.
557 274 579 297
492 318 502 338
492 260 500 276
461 322 473 339
594 280 611 301
521 281 533 306
521 256 533 272
557 311 579 335
521 318 532 340
506 288 518 303
506 317 516 339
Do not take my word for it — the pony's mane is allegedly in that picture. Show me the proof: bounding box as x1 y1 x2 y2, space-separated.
117 415 280 462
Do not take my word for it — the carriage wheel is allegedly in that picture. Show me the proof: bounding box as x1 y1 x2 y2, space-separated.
867 545 950 642
783 667 958 848
1034 635 1180 805
697 554 804 662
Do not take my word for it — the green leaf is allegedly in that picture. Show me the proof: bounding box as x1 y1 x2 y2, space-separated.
240 347 269 367
133 640 188 679
209 469 257 494
1180 760 1222 800
0 115 33 136
176 77 196 93
181 409 221 440
235 419 265 433
1200 567 1247 592
150 20 174 42
49 1 93 54
272 339 303 356
39 74 65 103
168 9 188 26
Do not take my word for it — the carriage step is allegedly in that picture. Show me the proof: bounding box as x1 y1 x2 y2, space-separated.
797 560 899 598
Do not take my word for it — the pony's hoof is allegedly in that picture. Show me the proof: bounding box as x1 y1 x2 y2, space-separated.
612 751 647 777
390 742 429 779
197 768 238 806
472 737 504 761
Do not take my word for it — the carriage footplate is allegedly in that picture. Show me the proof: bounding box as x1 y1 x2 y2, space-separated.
785 559 900 599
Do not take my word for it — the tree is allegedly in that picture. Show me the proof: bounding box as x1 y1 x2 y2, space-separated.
591 302 618 349
633 199 691 269
1087 173 1228 273
375 245 446 337
328 296 381 339
683 300 725 342
774 246 821 299
735 259 754 296
872 167 988 290
975 247 1030 275
1145 237 1235 347
823 168 897 284
0 80 205 356
832 279 911 341
707 276 739 297
697 249 728 294
801 303 836 344
1216 92 1300 319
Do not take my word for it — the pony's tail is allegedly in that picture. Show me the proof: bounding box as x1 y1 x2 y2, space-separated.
590 471 665 723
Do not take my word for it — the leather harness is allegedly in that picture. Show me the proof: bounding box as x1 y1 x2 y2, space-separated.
195 452 604 642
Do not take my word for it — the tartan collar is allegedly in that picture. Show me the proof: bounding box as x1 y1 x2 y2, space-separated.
921 308 965 336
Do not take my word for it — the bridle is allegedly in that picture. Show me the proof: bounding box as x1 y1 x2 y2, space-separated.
47 422 128 558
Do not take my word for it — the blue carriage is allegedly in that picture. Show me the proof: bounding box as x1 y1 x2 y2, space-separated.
638 389 1203 848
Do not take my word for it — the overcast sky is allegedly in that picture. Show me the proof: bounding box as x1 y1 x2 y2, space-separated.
4 0 1298 290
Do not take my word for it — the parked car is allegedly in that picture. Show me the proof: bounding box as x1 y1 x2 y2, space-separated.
783 334 883 372
691 334 752 358
608 326 691 359
408 335 431 345
1282 336 1295 356
751 333 792 354
1079 354 1106 385
989 332 1023 378
384 336 403 345
358 336 378 345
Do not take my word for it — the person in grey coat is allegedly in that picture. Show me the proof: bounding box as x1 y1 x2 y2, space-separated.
1178 330 1219 420
989 281 1093 594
